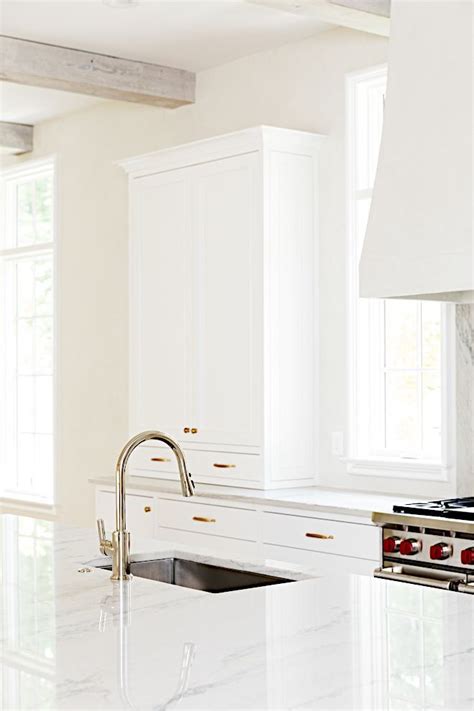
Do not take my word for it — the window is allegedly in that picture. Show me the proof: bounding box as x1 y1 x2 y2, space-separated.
347 67 454 481
0 160 55 503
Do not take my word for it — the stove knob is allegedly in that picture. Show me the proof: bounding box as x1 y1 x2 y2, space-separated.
460 547 474 566
430 542 452 560
383 536 403 554
399 538 422 556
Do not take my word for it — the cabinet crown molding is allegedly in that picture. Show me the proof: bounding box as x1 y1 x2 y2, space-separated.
117 125 325 177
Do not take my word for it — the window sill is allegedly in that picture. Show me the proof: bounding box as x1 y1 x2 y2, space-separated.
345 457 452 483
0 494 57 519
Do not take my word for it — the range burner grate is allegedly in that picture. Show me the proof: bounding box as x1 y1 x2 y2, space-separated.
393 496 474 521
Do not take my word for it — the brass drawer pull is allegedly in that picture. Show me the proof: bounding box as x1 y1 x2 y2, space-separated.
144 506 152 513
192 516 216 523
150 457 171 463
183 427 190 433
305 532 334 540
191 428 198 434
213 463 236 469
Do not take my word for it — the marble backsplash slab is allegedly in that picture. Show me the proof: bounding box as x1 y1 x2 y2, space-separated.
456 304 474 495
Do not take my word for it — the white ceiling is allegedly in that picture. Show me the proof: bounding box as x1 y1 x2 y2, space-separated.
0 0 333 124
0 82 102 124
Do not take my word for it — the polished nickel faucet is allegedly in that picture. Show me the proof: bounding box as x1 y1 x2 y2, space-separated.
97 431 195 581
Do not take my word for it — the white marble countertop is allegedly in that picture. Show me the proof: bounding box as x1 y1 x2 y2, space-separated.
1 514 473 710
90 475 403 519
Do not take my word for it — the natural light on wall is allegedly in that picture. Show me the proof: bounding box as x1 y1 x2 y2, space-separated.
0 160 55 504
346 67 454 482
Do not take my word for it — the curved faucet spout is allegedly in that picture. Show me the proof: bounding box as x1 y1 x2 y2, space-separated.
99 431 195 581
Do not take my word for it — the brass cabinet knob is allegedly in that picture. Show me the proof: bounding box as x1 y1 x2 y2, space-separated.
191 428 198 434
305 532 334 540
144 506 152 513
183 427 190 433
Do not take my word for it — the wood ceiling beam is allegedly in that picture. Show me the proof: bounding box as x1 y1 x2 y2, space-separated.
329 0 390 18
247 0 390 36
0 121 33 154
0 35 195 109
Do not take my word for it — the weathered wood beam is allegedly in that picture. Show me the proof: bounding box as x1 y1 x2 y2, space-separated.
329 0 390 18
0 35 195 109
0 121 33 154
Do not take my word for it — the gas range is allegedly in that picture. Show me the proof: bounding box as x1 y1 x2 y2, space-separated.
372 497 474 595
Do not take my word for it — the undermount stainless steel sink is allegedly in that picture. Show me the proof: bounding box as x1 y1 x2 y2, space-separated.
98 557 294 593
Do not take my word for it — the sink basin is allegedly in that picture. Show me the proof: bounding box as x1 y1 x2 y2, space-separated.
98 557 294 593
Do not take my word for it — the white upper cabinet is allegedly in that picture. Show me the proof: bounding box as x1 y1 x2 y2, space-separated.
121 126 323 488
191 154 262 447
130 167 192 441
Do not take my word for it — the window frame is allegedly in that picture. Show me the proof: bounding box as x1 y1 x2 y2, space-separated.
0 156 58 507
345 66 456 483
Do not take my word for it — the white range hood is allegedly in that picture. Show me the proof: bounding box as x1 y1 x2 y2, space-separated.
359 0 473 303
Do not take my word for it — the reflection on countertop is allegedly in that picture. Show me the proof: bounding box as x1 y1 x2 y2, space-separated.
1 514 473 710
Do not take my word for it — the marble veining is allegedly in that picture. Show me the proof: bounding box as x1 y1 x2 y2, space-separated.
1 515 474 710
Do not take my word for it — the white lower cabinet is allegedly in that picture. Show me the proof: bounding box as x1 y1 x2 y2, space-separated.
262 511 379 560
262 544 377 576
156 527 258 559
94 486 379 576
155 497 258 558
155 497 257 541
95 489 155 540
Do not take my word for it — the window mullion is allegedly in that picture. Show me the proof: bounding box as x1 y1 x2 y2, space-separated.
0 242 54 260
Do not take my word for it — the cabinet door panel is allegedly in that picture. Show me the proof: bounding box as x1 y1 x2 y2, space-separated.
95 490 155 540
190 154 262 447
130 170 191 439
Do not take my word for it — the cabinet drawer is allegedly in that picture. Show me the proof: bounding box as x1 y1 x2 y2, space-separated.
156 498 257 542
96 489 155 540
129 445 261 483
187 450 261 483
128 444 178 475
157 526 258 559
263 512 379 561
263 544 377 576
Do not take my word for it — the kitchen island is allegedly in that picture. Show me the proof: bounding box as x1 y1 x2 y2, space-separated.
1 514 473 710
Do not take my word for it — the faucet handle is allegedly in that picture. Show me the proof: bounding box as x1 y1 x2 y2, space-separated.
97 518 113 557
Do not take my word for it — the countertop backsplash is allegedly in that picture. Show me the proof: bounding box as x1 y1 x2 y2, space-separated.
456 304 474 495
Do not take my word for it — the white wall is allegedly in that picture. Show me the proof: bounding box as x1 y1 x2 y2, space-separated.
6 27 389 525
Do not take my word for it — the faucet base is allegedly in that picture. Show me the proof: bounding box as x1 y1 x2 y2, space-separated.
111 573 132 582
110 529 131 581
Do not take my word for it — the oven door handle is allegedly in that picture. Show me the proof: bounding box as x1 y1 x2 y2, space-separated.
374 566 458 591
456 582 474 594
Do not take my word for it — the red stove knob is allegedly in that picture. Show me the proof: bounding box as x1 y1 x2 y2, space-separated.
461 547 474 566
383 536 402 554
399 538 422 556
430 542 452 561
